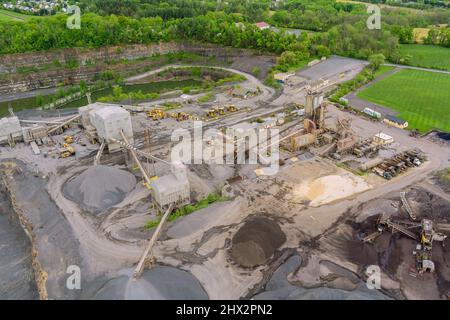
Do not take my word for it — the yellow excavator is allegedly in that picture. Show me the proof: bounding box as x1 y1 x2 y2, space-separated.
59 143 75 158
63 135 74 144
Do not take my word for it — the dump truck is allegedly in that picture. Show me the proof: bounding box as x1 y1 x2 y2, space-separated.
171 112 191 121
206 109 217 118
227 105 238 112
217 107 225 115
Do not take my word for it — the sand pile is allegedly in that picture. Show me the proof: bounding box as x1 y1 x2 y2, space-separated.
64 165 136 214
229 216 286 268
84 267 208 300
294 174 370 207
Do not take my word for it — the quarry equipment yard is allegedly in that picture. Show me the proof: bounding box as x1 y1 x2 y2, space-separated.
1 54 449 301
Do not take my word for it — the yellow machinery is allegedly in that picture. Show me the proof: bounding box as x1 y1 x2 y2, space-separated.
147 109 166 121
60 143 75 158
217 107 225 115
176 112 191 121
169 112 191 121
63 135 74 144
206 109 217 118
227 105 238 112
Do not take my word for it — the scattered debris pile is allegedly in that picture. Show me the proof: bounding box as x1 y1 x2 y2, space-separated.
63 165 136 214
229 216 286 268
372 150 424 180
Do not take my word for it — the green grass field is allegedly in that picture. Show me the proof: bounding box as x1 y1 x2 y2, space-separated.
373 65 395 78
0 9 33 21
399 44 450 72
357 69 450 132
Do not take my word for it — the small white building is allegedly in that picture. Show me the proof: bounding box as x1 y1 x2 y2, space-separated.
89 105 134 151
373 132 394 146
0 116 22 145
150 162 190 210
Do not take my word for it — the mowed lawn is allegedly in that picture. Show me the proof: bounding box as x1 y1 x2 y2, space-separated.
0 9 31 21
357 69 450 132
399 44 450 71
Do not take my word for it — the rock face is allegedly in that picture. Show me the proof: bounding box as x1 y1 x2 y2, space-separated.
0 41 276 94
63 165 136 214
83 266 208 300
229 216 286 268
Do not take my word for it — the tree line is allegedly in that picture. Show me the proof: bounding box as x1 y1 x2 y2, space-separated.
0 2 448 62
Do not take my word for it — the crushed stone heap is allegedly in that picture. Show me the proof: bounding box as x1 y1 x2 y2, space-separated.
64 165 136 214
230 216 286 268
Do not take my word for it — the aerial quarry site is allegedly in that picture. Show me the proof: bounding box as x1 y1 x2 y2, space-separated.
1 52 449 302
0 3 449 304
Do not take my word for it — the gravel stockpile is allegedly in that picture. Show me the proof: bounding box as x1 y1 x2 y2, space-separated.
85 266 208 300
63 165 136 214
253 255 391 300
229 216 286 268
0 187 38 300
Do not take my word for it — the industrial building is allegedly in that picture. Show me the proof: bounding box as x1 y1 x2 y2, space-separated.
384 115 409 129
150 162 190 210
0 115 50 145
79 103 134 151
0 116 22 145
22 124 49 144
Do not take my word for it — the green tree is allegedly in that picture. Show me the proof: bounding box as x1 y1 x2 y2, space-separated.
79 80 87 93
368 54 385 70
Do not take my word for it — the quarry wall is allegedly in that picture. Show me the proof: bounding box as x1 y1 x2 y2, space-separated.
0 41 274 95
